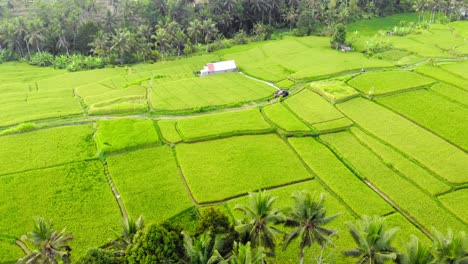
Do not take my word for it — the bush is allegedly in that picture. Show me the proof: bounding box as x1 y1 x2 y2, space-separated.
125 222 184 264
330 23 347 49
365 38 392 56
232 30 249 45
66 54 106 72
29 52 54 66
297 10 318 36
53 55 71 69
252 23 273 41
77 248 122 264
207 39 232 52
0 49 17 62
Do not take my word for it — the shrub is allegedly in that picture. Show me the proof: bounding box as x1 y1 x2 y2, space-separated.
29 52 54 66
232 30 249 45
53 55 71 69
330 23 347 49
0 49 17 62
77 248 122 264
252 23 273 41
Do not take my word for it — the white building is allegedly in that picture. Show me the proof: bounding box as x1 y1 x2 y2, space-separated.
199 60 237 77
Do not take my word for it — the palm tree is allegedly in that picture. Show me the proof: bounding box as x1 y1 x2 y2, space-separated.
201 19 218 52
110 28 134 65
283 191 340 264
432 229 468 263
89 31 109 57
343 215 399 264
398 235 433 264
227 242 266 264
234 190 286 256
187 19 202 45
17 217 73 264
25 28 45 53
120 215 144 246
183 231 224 264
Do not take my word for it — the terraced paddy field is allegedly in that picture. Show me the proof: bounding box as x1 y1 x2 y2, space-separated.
0 17 467 263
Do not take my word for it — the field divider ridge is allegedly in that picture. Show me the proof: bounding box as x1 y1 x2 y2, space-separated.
101 159 128 222
171 147 200 207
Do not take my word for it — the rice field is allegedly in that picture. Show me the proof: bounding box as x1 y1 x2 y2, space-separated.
1 17 467 263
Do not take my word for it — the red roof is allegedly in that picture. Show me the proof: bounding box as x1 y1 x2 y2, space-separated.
207 63 215 72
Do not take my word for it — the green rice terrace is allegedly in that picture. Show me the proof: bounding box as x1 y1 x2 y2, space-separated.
0 16 467 263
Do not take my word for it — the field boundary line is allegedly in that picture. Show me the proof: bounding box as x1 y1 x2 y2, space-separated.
239 72 280 91
0 159 99 178
373 98 468 154
0 120 94 138
282 137 360 218
101 159 128 221
171 147 199 207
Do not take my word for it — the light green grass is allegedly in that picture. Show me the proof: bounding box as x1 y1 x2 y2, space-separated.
262 103 311 132
176 134 312 203
107 146 193 222
430 82 468 105
350 127 451 195
95 118 160 153
320 131 467 233
347 71 435 95
384 213 431 248
438 189 468 223
224 180 356 264
288 137 393 216
80 85 146 106
449 21 468 38
0 62 65 84
157 119 182 143
0 239 21 263
439 61 468 79
310 80 359 103
176 108 273 141
88 99 148 115
346 13 419 35
377 89 468 150
0 125 96 175
0 122 37 136
0 161 121 258
415 64 468 90
284 89 345 124
312 117 354 132
407 26 465 51
150 72 275 111
337 98 468 184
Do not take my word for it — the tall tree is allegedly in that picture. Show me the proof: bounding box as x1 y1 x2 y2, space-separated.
283 191 340 264
234 190 286 257
397 235 434 264
110 28 134 65
432 229 468 264
17 217 73 264
343 215 399 264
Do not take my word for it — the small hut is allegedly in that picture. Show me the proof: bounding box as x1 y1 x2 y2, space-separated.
199 60 237 77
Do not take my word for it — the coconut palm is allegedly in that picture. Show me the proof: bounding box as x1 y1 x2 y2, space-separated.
110 28 134 65
227 242 266 264
183 231 224 264
201 19 219 52
431 229 468 264
234 190 286 255
121 215 144 245
343 215 399 264
283 191 340 264
17 217 73 264
398 235 433 264
187 19 202 45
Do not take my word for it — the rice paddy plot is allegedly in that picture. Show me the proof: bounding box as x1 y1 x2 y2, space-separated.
437 189 468 224
176 108 272 141
176 134 312 203
346 13 418 35
0 125 96 175
391 35 452 58
377 89 468 150
0 161 121 258
430 82 468 105
310 80 359 103
439 61 468 79
262 103 311 132
449 21 468 38
0 239 22 263
106 146 193 222
337 98 468 184
0 62 65 84
350 127 451 195
284 89 346 125
320 131 468 233
415 64 468 90
347 71 435 96
95 118 160 153
407 26 465 51
150 72 276 112
384 213 431 248
312 117 353 133
224 180 356 264
157 119 182 143
288 137 393 216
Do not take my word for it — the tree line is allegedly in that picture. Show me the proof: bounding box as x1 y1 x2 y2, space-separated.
0 0 465 67
16 190 468 263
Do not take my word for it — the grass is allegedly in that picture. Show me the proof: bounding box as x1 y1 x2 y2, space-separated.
414 64 468 90
310 80 359 103
0 125 96 175
438 189 468 224
95 118 160 153
430 82 468 106
0 239 22 263
320 131 468 233
347 71 435 95
0 122 37 136
350 127 451 195
176 108 273 141
150 72 275 112
288 137 393 216
284 89 345 124
0 161 121 259
384 213 431 248
449 20 468 38
106 146 194 222
262 103 311 132
157 119 182 143
346 13 419 35
439 61 468 79
175 134 312 203
337 97 468 184
312 117 353 132
377 89 468 150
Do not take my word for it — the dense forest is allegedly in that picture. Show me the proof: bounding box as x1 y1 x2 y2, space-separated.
0 0 465 68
